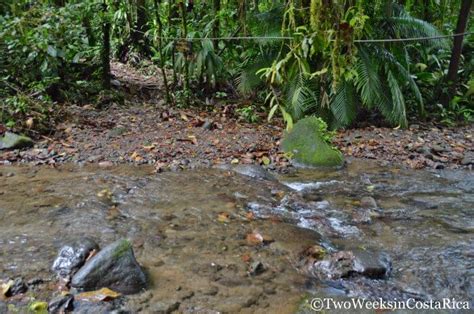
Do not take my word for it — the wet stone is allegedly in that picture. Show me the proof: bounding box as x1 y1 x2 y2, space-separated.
0 301 6 313
71 238 147 294
52 238 99 280
148 301 180 314
311 251 356 280
216 164 277 181
0 132 33 150
360 196 377 209
48 294 74 313
5 278 28 296
352 249 392 279
72 300 117 314
248 261 265 276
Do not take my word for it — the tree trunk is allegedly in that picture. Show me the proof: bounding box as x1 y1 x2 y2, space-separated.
179 0 189 92
441 0 472 106
212 0 221 49
153 0 171 103
102 0 111 90
132 0 150 56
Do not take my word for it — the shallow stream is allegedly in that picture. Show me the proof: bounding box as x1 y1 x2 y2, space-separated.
0 160 472 313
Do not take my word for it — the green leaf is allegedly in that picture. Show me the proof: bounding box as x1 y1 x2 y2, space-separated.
47 45 57 58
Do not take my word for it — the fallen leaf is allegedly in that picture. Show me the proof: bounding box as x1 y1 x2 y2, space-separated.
143 144 156 151
187 135 198 145
245 212 255 221
217 212 231 223
261 156 271 165
301 245 326 261
76 287 121 302
28 301 48 313
180 112 189 121
26 117 34 128
99 161 113 168
241 253 252 263
130 151 142 162
1 280 13 296
97 189 113 199
231 158 239 164
246 231 275 245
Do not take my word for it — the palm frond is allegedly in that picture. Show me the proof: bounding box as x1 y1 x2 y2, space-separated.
284 71 319 121
387 69 407 127
331 80 357 127
386 7 449 49
372 45 424 115
236 50 276 95
354 47 383 108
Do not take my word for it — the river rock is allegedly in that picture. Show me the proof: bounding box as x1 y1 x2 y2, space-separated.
0 132 33 150
352 249 391 279
0 301 6 313
216 164 276 181
71 239 147 294
360 196 377 209
48 294 74 313
460 153 474 166
311 251 355 280
148 301 181 314
4 278 28 296
310 250 391 280
52 238 99 280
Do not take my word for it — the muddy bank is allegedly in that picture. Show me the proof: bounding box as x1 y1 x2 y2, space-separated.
1 101 472 172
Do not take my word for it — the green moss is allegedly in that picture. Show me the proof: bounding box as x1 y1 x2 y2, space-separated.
0 132 33 150
282 116 344 167
112 239 132 259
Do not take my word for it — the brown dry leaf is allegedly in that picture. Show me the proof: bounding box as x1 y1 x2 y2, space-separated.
180 112 189 121
26 117 34 128
187 135 198 145
246 231 264 246
241 253 252 263
130 151 143 162
1 280 13 297
217 212 231 223
143 144 156 151
246 232 263 246
245 212 255 221
76 287 121 302
97 188 113 199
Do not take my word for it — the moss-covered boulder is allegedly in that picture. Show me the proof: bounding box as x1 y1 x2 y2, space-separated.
281 117 344 167
0 132 33 150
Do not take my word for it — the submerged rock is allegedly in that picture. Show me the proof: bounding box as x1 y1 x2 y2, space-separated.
311 251 356 280
216 164 277 181
48 294 74 313
309 250 391 280
52 238 99 280
0 132 33 150
3 278 28 297
360 196 377 209
71 239 147 294
352 250 391 279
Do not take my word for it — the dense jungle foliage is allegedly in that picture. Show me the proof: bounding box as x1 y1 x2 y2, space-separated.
1 0 473 133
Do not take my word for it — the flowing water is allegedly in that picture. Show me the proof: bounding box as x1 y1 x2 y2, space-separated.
0 160 472 313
